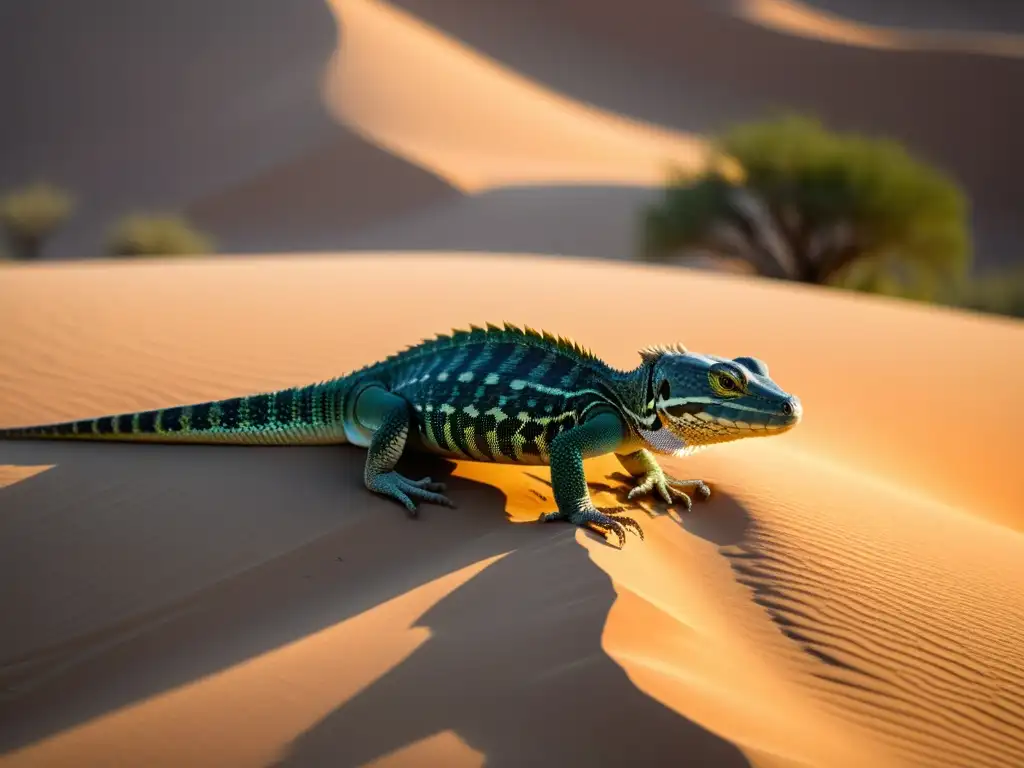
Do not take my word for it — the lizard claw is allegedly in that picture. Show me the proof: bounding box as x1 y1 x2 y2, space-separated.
538 505 645 548
627 469 710 512
366 471 455 517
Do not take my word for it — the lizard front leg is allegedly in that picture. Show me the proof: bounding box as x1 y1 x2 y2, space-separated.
537 408 644 548
615 448 711 512
354 385 454 516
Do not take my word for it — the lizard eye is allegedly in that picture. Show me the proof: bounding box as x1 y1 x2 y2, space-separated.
711 370 743 394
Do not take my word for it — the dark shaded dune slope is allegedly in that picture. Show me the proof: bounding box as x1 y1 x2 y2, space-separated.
0 0 456 259
802 0 1024 33
333 185 661 261
185 134 459 253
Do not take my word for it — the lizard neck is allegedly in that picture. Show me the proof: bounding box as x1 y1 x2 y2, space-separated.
606 361 660 438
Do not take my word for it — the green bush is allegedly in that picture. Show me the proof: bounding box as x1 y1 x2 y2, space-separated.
641 115 971 299
106 213 214 257
0 182 75 260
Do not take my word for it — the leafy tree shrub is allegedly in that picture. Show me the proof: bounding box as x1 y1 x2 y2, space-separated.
641 115 971 299
0 182 75 260
106 213 214 257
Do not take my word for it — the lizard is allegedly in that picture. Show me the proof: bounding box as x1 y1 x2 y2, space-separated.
0 323 802 547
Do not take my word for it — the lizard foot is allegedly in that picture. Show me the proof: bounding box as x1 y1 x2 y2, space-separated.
366 472 454 517
626 469 711 513
538 505 644 548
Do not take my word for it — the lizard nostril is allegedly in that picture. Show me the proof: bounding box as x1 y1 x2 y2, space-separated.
781 401 793 416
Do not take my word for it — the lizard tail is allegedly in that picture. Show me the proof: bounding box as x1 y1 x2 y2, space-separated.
0 379 356 446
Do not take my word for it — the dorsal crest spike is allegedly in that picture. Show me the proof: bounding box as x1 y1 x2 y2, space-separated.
373 321 605 369
639 342 688 363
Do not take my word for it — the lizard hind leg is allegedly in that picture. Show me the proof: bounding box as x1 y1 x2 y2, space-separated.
357 386 454 517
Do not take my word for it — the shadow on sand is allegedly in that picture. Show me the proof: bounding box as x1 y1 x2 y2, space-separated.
0 440 751 766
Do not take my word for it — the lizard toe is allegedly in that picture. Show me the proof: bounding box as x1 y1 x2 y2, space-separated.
367 471 441 516
666 476 712 500
569 506 644 548
667 485 694 511
400 482 456 508
406 476 447 492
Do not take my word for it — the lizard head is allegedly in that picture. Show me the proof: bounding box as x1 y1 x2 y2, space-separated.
637 346 802 456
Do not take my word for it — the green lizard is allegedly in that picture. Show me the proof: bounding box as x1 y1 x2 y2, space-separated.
0 323 801 547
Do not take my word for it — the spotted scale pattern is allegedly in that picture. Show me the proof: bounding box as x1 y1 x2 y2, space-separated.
377 335 630 466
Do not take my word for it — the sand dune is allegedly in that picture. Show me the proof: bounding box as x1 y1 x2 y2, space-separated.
382 0 1024 268
186 133 459 255
323 0 710 191
333 185 665 261
729 0 1024 58
0 0 447 260
800 0 1024 35
1 253 1022 767
3 2 1024 765
6 0 1022 268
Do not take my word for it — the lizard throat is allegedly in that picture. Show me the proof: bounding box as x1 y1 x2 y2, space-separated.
638 425 689 456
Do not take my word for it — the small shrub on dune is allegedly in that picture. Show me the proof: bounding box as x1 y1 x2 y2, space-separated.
641 114 971 302
106 213 214 257
0 182 75 260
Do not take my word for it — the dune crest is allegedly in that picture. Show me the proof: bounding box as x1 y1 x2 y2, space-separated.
728 0 1024 58
322 0 710 191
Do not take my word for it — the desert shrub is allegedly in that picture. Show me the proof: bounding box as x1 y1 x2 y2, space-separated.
0 182 75 260
641 115 971 299
106 213 214 257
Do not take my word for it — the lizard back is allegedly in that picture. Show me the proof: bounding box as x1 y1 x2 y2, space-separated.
363 324 637 465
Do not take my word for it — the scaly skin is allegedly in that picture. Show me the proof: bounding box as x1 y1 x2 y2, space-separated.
0 323 802 547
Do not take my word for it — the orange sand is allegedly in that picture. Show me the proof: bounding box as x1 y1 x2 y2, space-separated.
1 253 1022 768
3 0 1024 765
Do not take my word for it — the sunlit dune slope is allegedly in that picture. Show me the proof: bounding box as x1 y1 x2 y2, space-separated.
1 253 1022 768
322 0 711 191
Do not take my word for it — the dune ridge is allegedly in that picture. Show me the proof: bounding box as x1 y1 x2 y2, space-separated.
322 0 710 192
728 0 1024 58
1 253 1023 767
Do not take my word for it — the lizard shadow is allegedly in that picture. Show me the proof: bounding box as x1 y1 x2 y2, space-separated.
0 442 749 766
273 526 751 768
